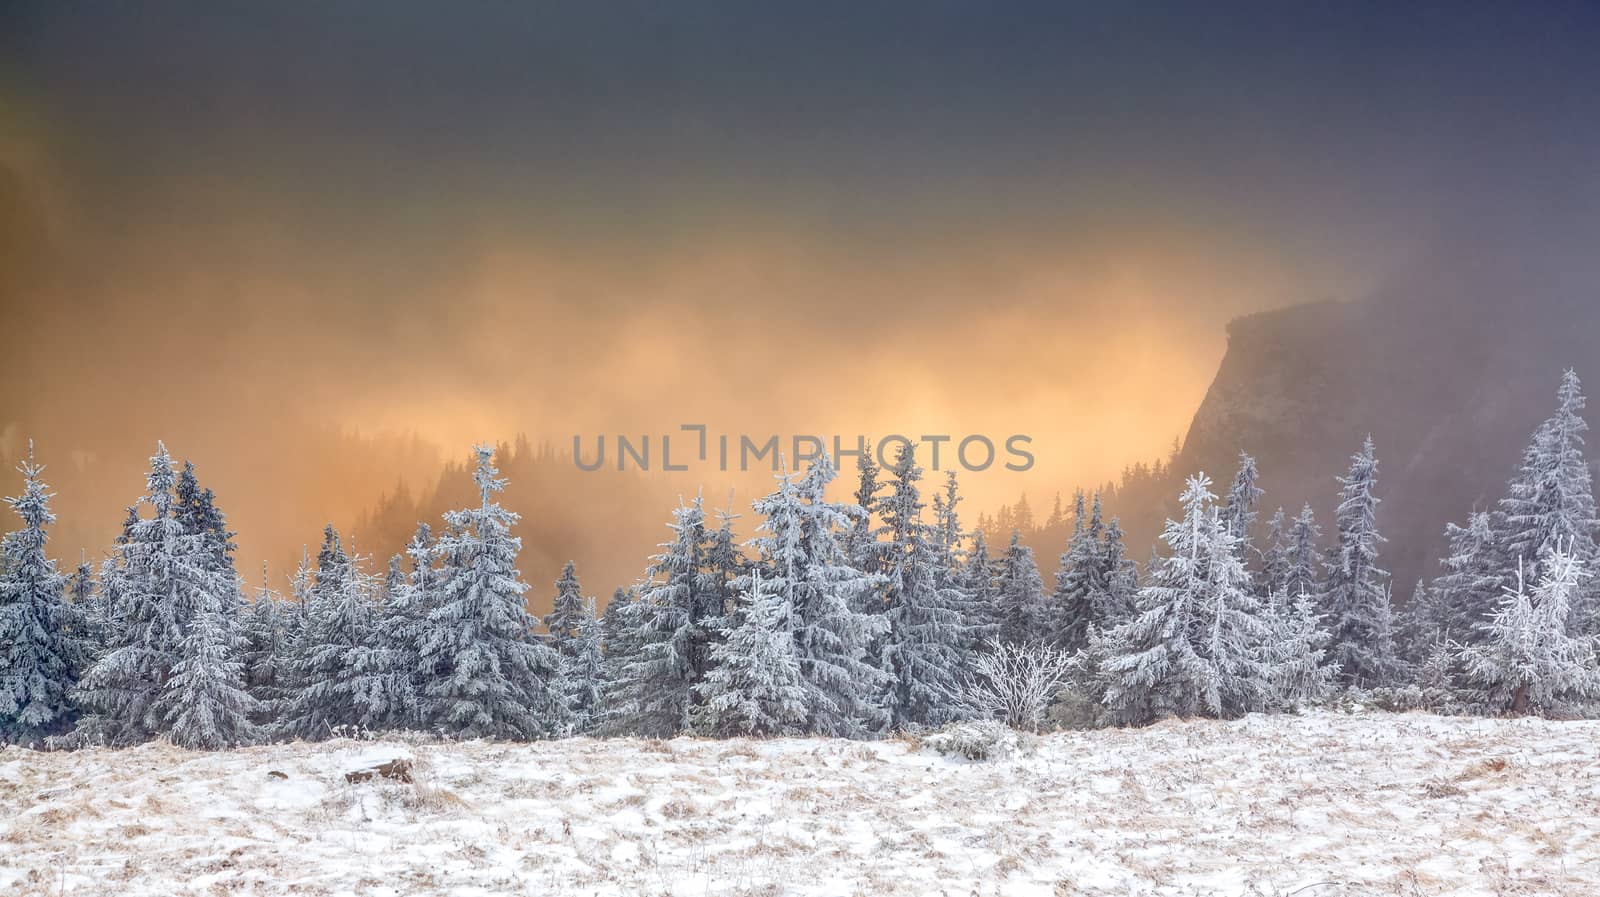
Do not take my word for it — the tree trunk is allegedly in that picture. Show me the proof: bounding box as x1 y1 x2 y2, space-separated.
1511 681 1530 716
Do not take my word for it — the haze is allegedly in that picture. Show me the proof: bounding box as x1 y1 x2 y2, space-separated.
3 3 1598 595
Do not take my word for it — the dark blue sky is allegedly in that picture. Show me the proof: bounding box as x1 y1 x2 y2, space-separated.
5 1 1600 583
8 1 1600 255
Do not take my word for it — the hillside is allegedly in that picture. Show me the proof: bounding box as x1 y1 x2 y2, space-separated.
3 712 1596 896
1143 292 1600 593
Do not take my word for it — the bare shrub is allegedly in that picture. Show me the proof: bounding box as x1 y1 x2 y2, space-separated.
959 640 1077 732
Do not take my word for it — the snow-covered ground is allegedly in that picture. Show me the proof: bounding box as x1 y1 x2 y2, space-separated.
3 712 1597 896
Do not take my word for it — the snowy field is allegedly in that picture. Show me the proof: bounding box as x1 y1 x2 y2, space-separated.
3 712 1597 897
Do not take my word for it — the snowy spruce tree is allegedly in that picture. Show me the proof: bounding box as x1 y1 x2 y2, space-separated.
1051 492 1102 652
162 583 258 750
561 596 605 734
997 530 1048 645
1220 452 1263 544
874 443 973 729
419 445 565 739
1094 475 1275 725
1499 370 1599 582
241 564 291 725
0 443 83 744
694 570 809 736
1281 504 1324 603
845 448 885 576
277 534 378 739
1430 511 1507 647
961 528 1001 645
741 455 887 737
1094 517 1140 625
609 494 719 737
75 443 215 745
544 560 587 651
1323 437 1403 688
1460 550 1600 715
1266 593 1336 707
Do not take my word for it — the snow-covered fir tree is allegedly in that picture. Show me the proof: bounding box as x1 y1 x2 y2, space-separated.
65 551 105 660
162 581 258 749
1323 437 1403 687
741 455 887 737
1259 508 1289 600
277 535 378 739
874 443 973 728
75 443 215 745
419 445 565 739
961 528 1001 646
1265 593 1336 707
0 443 83 744
1499 370 1599 581
694 569 809 736
1282 504 1324 602
704 507 746 627
240 563 290 726
1094 475 1275 725
1051 492 1101 652
997 530 1047 645
608 494 720 737
544 560 586 650
345 550 425 734
174 460 242 616
1220 452 1263 543
1396 578 1450 663
595 586 643 735
561 596 605 734
845 448 884 576
1460 550 1600 715
1093 517 1140 625
1430 511 1507 647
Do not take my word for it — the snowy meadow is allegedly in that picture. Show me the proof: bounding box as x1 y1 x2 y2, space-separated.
4 711 1597 897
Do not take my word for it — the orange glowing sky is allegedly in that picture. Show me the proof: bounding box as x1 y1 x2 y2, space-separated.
4 3 1595 592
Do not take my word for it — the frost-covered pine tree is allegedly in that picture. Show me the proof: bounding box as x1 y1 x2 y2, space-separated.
1282 504 1324 603
561 596 605 734
1259 508 1289 599
704 507 745 626
1323 437 1403 687
162 583 258 750
241 564 290 726
845 448 885 577
1460 550 1600 715
1051 492 1101 652
0 443 83 744
1265 593 1336 707
694 570 809 736
595 586 643 735
1396 578 1451 663
1220 452 1263 544
277 538 378 739
997 530 1047 645
874 443 973 728
419 445 565 739
1430 511 1507 646
1094 517 1140 625
75 443 215 745
1094 475 1275 725
609 494 719 736
174 460 243 616
65 552 105 661
344 549 426 734
961 528 1001 645
742 455 887 737
1499 370 1599 580
544 560 586 650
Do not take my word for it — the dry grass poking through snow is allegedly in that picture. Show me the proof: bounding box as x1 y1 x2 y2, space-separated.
2 712 1598 896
